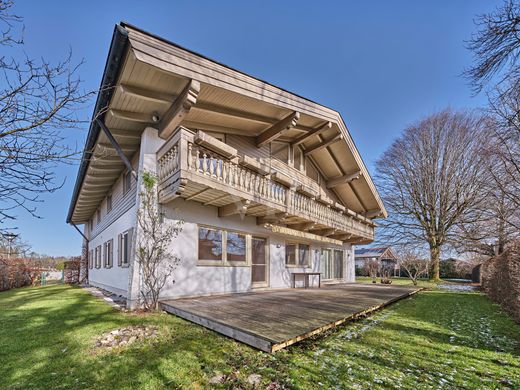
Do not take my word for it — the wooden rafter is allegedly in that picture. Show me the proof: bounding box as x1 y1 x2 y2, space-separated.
256 111 300 147
159 79 200 139
326 171 362 189
218 200 251 217
291 121 332 146
119 84 175 104
303 133 343 156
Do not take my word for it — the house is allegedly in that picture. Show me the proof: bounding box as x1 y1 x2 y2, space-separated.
354 247 398 276
66 23 387 309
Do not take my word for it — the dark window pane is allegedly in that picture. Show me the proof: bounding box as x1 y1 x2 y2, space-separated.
285 244 296 265
252 237 266 265
227 232 246 262
199 227 222 261
334 250 344 278
252 265 266 283
299 244 309 266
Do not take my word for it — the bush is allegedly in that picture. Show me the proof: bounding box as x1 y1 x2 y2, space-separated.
0 258 40 291
63 258 81 284
481 242 520 323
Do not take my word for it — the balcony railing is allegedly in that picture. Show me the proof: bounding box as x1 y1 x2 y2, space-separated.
157 127 374 241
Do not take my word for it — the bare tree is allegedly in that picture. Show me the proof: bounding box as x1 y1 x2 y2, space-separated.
465 0 520 212
136 171 182 311
363 259 380 283
396 248 430 286
452 154 520 256
375 110 488 281
464 0 520 95
0 1 91 227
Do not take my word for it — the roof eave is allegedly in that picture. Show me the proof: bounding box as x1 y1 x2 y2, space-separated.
66 24 129 224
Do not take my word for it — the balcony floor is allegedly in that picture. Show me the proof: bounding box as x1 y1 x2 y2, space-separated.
160 283 421 352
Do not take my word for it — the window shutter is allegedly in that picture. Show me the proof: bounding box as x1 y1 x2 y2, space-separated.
127 228 134 264
118 233 122 266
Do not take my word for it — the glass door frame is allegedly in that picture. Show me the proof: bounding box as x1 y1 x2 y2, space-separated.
251 236 269 288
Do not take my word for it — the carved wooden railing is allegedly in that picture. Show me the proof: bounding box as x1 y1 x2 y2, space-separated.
157 127 374 239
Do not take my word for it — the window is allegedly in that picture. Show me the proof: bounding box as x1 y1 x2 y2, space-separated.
294 146 304 171
107 194 112 213
298 244 310 266
272 141 289 164
198 227 223 261
334 249 344 279
123 171 132 195
285 243 310 267
96 210 101 224
118 229 132 266
197 226 250 266
90 219 93 233
95 245 102 268
89 249 93 269
285 244 296 266
226 231 246 262
306 158 320 183
104 239 113 268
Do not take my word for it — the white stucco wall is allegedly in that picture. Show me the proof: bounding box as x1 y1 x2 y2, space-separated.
158 197 354 300
88 205 136 296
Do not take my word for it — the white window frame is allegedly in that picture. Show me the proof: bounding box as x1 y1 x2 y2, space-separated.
103 239 113 268
197 225 250 267
120 230 131 267
123 170 132 195
95 245 102 269
106 194 112 214
285 242 311 268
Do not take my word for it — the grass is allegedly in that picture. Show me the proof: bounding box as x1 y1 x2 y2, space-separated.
1 285 519 389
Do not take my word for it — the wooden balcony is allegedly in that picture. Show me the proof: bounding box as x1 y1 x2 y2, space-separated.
157 127 375 243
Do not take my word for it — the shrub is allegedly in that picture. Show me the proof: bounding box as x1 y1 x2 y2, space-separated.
481 242 520 323
0 258 40 291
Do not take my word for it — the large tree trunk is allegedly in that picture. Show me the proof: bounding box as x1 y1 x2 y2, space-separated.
430 246 441 281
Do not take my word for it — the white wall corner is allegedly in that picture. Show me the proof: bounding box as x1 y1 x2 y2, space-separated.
126 127 165 309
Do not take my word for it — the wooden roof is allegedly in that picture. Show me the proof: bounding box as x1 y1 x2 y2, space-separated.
68 22 387 224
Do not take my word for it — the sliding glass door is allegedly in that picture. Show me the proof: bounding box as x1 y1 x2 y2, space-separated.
322 249 344 280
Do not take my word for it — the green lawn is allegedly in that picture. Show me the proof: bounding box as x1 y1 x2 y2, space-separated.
1 285 519 389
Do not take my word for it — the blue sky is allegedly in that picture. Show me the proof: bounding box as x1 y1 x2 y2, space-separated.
8 0 495 256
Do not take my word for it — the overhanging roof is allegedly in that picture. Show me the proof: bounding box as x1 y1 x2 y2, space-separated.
67 22 387 224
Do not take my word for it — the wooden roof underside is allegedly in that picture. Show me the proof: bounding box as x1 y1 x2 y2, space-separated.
70 24 387 224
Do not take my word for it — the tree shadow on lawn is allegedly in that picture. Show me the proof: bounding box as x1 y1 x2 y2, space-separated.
0 285 261 389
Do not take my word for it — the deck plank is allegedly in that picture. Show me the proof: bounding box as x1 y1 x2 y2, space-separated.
160 283 420 352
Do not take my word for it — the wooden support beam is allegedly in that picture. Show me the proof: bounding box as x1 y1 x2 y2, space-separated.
119 84 174 104
364 209 383 218
256 111 300 147
159 79 200 139
291 121 332 146
257 213 288 225
291 222 316 231
303 134 343 156
218 200 251 217
330 234 351 241
326 171 362 189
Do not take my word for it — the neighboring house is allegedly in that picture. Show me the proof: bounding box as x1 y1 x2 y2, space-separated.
355 247 398 276
66 23 387 309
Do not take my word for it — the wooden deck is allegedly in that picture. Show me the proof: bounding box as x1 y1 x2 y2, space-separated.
160 283 421 352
